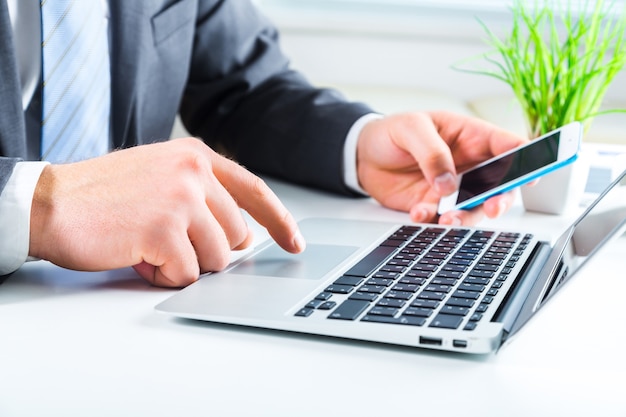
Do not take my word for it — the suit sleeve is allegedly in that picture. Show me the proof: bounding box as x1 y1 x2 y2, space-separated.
0 157 18 193
179 0 374 195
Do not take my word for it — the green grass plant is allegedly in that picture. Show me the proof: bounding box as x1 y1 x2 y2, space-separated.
464 0 626 138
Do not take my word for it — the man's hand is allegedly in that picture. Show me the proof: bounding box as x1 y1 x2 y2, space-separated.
356 111 527 226
29 138 305 287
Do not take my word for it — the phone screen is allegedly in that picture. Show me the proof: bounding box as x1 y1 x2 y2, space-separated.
455 131 561 205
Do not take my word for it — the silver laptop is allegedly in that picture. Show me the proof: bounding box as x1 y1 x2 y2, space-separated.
156 169 626 354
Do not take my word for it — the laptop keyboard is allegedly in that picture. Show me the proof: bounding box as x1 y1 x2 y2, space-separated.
294 226 533 331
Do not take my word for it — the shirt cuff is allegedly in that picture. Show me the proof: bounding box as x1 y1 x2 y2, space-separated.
0 161 49 275
343 113 383 195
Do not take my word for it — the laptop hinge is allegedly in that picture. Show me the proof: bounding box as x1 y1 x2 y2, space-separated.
492 241 552 342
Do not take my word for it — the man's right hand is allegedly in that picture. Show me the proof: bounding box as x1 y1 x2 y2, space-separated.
29 137 305 288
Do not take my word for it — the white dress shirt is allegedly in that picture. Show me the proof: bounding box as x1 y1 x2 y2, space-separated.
0 0 372 275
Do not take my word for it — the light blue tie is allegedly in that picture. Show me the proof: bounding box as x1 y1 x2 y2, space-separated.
40 0 110 163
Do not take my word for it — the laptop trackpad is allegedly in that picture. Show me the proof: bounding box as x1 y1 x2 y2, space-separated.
227 243 359 280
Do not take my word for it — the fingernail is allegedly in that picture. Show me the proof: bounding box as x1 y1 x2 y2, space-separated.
441 215 462 226
434 172 456 196
411 207 429 223
293 230 306 252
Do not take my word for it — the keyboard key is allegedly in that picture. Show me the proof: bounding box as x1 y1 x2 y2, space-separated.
463 277 490 285
402 247 425 255
393 253 418 261
476 304 489 313
361 315 426 326
431 277 457 286
452 290 481 300
357 285 387 294
388 258 413 266
436 270 463 279
368 306 399 317
411 263 438 271
474 263 499 272
328 300 370 320
372 271 399 280
463 322 478 331
295 308 315 317
410 299 440 309
417 291 447 301
380 238 406 247
343 245 396 277
392 283 420 293
453 253 477 261
315 292 332 301
481 295 495 304
334 276 364 286
318 301 337 310
470 313 483 322
385 291 414 300
366 277 394 286
468 270 495 279
478 259 503 267
404 271 431 279
441 264 467 273
447 257 473 266
403 307 433 317
425 284 452 293
348 292 379 302
440 305 469 316
325 284 354 294
446 228 470 237
381 265 406 273
429 313 463 329
496 273 510 282
458 283 485 293
424 227 446 235
376 298 406 308
305 300 324 309
445 297 475 308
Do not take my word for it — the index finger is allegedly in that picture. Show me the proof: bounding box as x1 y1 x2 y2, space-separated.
212 155 305 254
389 113 458 196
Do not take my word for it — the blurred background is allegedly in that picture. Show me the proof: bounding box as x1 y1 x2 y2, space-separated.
251 0 626 143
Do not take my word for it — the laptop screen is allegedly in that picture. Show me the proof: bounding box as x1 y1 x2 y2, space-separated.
545 169 626 301
506 167 626 338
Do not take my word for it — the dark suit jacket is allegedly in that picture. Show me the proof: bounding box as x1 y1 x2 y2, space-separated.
0 0 373 196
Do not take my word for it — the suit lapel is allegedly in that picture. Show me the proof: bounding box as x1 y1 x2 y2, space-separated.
0 0 27 158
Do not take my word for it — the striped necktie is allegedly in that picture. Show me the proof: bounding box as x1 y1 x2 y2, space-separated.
40 0 111 163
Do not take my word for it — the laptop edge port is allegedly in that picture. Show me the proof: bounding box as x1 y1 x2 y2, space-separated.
453 339 468 348
419 336 442 346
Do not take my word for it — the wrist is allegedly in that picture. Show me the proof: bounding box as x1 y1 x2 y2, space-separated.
29 164 56 260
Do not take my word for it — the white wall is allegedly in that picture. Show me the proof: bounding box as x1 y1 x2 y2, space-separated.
255 0 626 143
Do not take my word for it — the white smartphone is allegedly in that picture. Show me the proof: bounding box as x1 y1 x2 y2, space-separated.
438 121 582 214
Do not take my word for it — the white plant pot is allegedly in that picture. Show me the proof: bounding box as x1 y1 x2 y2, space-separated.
520 152 590 215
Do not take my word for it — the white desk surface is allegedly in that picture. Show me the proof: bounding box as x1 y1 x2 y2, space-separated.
1 178 625 417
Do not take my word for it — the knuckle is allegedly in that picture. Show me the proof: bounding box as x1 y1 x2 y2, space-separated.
230 225 249 249
206 249 230 272
170 138 212 175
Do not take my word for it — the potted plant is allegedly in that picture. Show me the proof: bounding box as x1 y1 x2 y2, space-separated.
463 0 626 214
